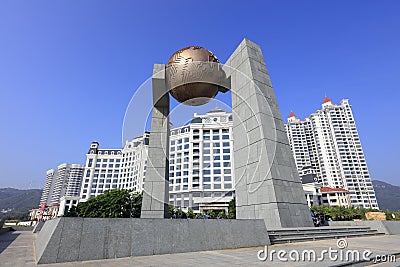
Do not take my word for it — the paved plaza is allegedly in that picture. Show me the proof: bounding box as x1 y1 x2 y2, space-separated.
1 230 399 266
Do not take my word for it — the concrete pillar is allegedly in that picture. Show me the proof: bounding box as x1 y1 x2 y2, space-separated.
141 64 170 218
225 39 313 227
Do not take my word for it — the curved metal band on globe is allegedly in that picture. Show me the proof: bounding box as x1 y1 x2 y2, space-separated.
166 46 229 106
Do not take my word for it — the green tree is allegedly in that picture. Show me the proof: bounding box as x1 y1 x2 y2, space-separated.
206 210 215 218
186 209 195 219
176 208 186 218
309 205 398 221
130 192 142 218
64 189 142 218
228 197 236 219
218 211 227 219
168 205 174 218
63 206 79 217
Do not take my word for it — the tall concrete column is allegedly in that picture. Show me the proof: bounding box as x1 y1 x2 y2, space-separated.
225 39 313 227
141 64 170 218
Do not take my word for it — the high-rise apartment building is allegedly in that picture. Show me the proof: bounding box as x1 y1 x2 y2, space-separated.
40 169 56 205
35 163 84 218
39 164 84 206
285 97 378 209
50 163 85 205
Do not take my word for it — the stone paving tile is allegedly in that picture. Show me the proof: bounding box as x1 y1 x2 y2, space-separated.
1 231 399 267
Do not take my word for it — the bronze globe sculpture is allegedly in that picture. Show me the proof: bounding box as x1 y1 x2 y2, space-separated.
166 46 227 106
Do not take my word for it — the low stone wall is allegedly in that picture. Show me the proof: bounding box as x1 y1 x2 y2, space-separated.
379 221 400 235
35 217 270 264
328 220 400 235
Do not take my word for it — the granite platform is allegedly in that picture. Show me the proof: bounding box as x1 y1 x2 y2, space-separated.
34 217 270 264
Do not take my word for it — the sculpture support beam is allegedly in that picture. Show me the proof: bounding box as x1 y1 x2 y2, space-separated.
226 39 313 227
140 64 170 219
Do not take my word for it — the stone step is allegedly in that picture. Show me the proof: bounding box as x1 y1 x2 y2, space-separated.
270 234 385 244
268 229 379 237
267 226 384 244
269 229 379 238
268 226 371 233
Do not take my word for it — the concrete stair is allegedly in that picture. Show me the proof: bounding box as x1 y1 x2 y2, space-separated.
268 226 384 244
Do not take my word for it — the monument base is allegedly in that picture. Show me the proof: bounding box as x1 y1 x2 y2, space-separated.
35 217 270 264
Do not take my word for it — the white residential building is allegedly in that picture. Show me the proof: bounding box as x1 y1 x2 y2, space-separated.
39 164 84 207
50 163 84 205
40 169 56 205
285 97 378 209
320 187 351 207
58 196 81 216
36 163 84 218
301 173 322 207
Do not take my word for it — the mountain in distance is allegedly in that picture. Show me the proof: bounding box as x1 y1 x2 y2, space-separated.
0 188 42 220
372 180 400 211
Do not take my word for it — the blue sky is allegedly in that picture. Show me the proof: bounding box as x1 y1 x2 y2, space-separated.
1 1 399 188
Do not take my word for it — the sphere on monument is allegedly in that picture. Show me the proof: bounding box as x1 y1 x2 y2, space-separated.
166 46 226 106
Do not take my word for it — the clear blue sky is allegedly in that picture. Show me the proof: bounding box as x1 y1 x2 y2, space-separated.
1 1 399 189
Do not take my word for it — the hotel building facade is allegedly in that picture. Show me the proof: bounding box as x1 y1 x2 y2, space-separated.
79 109 234 214
79 133 149 201
168 108 234 213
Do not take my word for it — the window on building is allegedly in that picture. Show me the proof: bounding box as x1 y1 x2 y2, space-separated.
214 184 221 189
